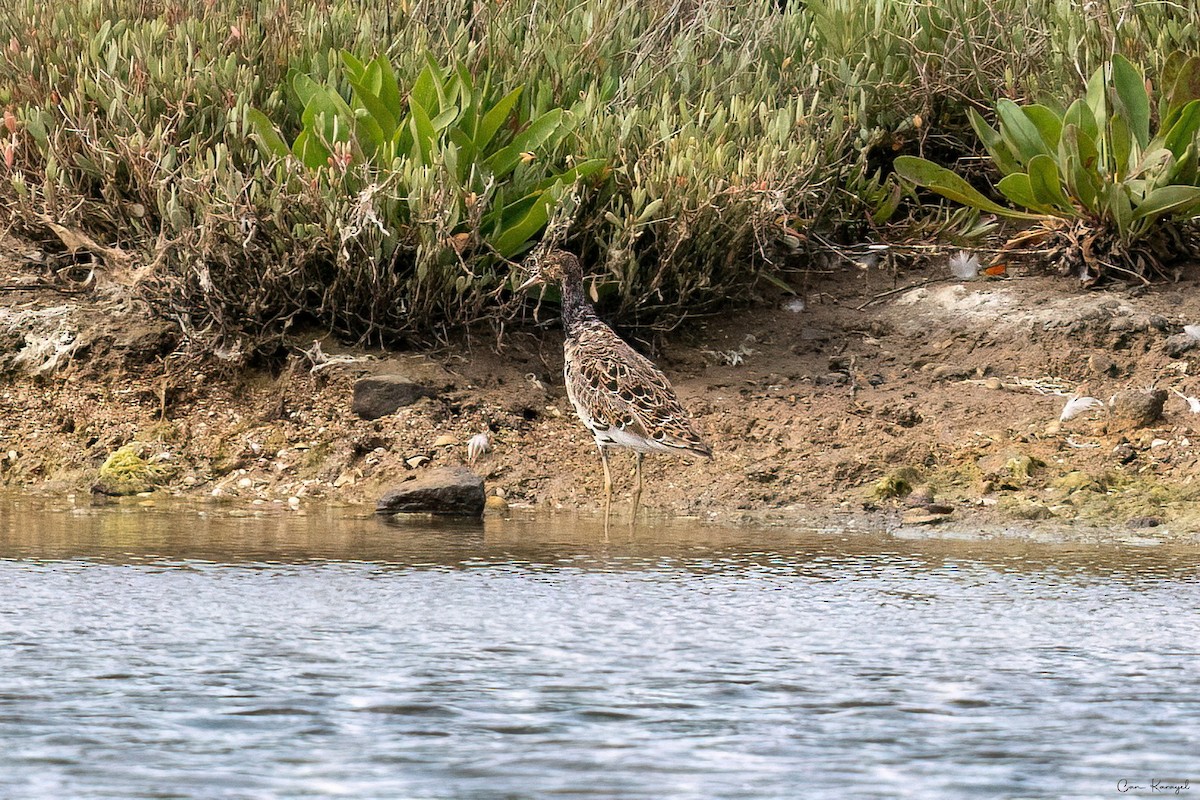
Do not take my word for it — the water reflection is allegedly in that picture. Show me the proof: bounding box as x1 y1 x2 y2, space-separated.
1 496 1198 585
1 496 1199 799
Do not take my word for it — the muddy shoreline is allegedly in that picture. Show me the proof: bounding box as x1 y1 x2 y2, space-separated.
4 236 1200 542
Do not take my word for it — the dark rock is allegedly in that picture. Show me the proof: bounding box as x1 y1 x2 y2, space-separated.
1111 442 1136 464
114 320 178 363
905 485 935 507
814 372 849 386
1110 389 1167 429
901 509 951 525
376 467 485 517
929 364 972 381
1164 334 1199 359
1087 353 1119 377
877 403 923 428
1126 515 1162 529
745 467 779 483
353 375 435 420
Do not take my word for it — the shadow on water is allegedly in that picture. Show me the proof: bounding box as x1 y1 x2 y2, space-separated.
2 495 1198 583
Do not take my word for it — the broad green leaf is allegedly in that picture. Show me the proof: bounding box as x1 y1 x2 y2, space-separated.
408 97 437 164
411 64 437 112
892 156 1042 219
1023 104 1064 151
353 108 385 160
872 180 903 224
339 51 367 83
968 108 1020 175
1167 55 1200 119
532 158 607 191
1105 184 1133 241
1063 99 1099 142
443 141 459 184
1110 113 1133 178
300 86 354 160
245 108 290 158
996 99 1049 163
291 72 326 111
1086 62 1108 129
1163 100 1200 159
486 109 564 179
1169 142 1198 186
430 105 460 132
374 56 403 116
424 53 452 111
1060 124 1101 211
1112 54 1150 149
447 128 475 181
390 117 413 160
1161 51 1188 115
348 78 399 137
1027 154 1072 212
362 61 385 98
292 129 330 170
1132 185 1200 221
476 86 522 152
491 185 562 257
996 173 1056 213
1064 155 1099 213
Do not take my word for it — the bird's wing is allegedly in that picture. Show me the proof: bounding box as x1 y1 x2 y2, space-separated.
565 323 711 457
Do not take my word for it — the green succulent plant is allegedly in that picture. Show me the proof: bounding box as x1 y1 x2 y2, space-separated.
248 53 605 259
895 52 1200 283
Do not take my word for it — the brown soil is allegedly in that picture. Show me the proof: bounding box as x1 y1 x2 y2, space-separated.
4 235 1200 540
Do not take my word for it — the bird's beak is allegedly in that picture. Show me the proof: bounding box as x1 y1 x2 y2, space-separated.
515 274 542 293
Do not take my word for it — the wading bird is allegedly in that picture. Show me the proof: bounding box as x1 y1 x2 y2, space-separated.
518 250 712 523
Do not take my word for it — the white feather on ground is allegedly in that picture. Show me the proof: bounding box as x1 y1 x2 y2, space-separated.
466 433 491 464
1060 395 1106 421
1172 389 1200 414
948 251 981 280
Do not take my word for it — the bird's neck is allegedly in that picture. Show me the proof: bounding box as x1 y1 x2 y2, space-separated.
560 273 600 336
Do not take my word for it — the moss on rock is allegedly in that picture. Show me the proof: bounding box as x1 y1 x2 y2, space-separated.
94 444 169 496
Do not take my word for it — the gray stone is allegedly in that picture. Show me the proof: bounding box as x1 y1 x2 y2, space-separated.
1164 333 1199 359
1110 389 1167 429
376 467 485 517
352 375 434 420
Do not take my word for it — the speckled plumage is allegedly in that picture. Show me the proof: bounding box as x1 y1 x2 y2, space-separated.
563 323 711 457
520 250 711 518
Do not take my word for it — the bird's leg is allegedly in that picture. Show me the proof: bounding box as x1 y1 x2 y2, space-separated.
631 452 644 521
600 446 613 532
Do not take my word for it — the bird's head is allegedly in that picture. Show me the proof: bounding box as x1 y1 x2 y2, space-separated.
516 249 580 292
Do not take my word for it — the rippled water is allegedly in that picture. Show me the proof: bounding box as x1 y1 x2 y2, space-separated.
1 499 1198 799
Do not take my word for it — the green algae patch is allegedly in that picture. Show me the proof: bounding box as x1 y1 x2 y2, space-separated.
1005 455 1044 482
870 467 922 500
94 445 171 496
998 497 1056 521
1052 471 1105 495
924 464 985 501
